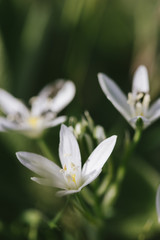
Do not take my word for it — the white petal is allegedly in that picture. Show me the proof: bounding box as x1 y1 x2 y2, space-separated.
16 152 66 188
31 96 52 116
129 116 151 129
31 177 66 189
59 125 81 171
36 80 76 113
0 88 29 116
50 81 76 113
98 73 131 121
132 66 149 94
82 135 117 176
81 169 102 189
56 189 81 197
0 119 34 133
156 185 160 223
43 116 67 128
0 118 27 131
147 98 160 123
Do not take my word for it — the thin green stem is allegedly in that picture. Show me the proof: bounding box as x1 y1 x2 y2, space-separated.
48 196 70 229
103 124 143 209
118 123 143 181
73 194 101 225
37 139 56 162
122 125 142 166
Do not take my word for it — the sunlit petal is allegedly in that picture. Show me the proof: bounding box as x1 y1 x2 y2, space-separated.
16 152 65 186
98 73 131 121
31 177 66 189
132 65 149 94
59 124 81 171
81 169 102 189
82 135 117 176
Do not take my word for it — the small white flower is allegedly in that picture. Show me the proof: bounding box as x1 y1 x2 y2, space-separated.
0 80 75 138
98 66 160 129
156 185 160 223
16 124 117 196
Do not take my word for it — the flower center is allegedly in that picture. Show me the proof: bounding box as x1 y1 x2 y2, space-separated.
27 117 39 128
60 162 79 189
127 92 150 117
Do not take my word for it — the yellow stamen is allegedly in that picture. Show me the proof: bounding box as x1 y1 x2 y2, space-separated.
28 117 39 127
64 164 67 171
71 174 76 184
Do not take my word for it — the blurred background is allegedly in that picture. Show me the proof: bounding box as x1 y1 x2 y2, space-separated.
1 0 160 239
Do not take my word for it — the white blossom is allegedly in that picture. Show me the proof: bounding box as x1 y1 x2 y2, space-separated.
98 66 160 129
0 80 75 138
16 124 117 196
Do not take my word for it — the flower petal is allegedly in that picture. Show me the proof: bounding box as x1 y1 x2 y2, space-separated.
98 73 131 121
0 118 33 132
59 124 81 171
0 118 28 131
43 116 67 128
156 185 160 223
50 80 76 113
132 66 149 94
33 80 76 114
31 177 66 189
81 169 102 189
0 88 29 116
147 98 160 123
82 135 117 176
30 96 53 116
16 152 66 188
56 189 81 197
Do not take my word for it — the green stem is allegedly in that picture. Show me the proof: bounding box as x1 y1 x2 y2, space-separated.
119 123 143 180
37 139 55 162
49 196 70 229
73 194 101 225
122 125 142 166
103 123 143 209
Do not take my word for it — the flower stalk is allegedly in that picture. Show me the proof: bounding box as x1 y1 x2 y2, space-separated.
37 139 56 163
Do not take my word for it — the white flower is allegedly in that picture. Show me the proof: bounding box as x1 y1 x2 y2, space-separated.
98 66 160 129
0 80 75 138
156 185 160 223
16 124 117 196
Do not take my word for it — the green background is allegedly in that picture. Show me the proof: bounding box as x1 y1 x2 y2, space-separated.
1 0 160 239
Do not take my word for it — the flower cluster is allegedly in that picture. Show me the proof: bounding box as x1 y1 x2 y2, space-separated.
1 66 160 225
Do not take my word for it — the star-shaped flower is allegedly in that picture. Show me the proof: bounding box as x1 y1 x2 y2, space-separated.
16 124 117 196
98 66 160 129
0 80 75 138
